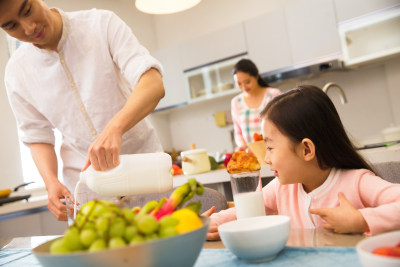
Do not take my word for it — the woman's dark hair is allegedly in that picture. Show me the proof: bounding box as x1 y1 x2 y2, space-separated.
260 85 373 171
232 59 270 87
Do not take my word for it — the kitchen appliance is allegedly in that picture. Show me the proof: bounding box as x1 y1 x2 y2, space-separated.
261 54 345 84
181 149 211 175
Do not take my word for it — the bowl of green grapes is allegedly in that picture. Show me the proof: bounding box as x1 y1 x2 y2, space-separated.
33 179 210 267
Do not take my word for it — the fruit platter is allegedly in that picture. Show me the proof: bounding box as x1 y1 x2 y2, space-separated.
33 178 210 267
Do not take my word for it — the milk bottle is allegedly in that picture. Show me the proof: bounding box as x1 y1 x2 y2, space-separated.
73 152 173 218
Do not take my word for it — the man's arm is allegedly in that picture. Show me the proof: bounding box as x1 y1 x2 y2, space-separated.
84 68 164 171
29 143 71 220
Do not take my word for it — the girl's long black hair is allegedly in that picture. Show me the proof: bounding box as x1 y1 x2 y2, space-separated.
232 59 270 88
260 85 373 171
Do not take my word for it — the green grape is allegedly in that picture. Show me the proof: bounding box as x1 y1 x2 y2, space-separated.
88 238 107 252
82 221 96 231
159 216 179 229
64 227 83 251
80 200 96 216
108 237 126 249
91 203 111 218
123 225 138 242
50 238 70 254
159 227 178 238
122 207 135 222
196 185 204 195
109 217 126 238
145 233 158 241
129 234 145 245
80 229 97 248
95 216 109 232
136 214 159 235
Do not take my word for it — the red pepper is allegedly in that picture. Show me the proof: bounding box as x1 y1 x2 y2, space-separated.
224 153 233 167
253 132 263 142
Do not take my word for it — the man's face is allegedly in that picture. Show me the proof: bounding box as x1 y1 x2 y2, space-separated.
0 0 56 48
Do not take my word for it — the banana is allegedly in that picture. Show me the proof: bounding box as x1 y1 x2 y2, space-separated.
0 188 11 198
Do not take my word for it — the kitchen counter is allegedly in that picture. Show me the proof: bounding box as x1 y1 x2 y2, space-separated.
173 164 274 187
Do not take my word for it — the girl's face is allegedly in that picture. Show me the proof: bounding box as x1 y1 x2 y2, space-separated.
234 71 259 95
0 0 59 49
263 118 305 185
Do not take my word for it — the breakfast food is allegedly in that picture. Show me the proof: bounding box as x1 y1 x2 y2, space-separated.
50 178 204 254
373 242 400 258
227 151 261 174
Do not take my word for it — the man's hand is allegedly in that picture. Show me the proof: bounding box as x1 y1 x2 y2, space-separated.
46 181 73 221
85 126 122 171
310 192 369 234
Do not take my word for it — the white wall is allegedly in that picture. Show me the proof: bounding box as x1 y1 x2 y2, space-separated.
153 0 298 49
0 34 23 189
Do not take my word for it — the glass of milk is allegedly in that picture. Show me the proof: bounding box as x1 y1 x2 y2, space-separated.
230 171 265 220
65 195 80 226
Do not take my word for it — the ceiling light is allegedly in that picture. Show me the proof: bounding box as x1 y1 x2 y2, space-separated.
135 0 201 15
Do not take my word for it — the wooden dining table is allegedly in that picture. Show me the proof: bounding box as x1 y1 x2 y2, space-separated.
1 228 367 250
203 228 368 249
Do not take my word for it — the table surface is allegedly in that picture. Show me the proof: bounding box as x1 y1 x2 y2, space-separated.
1 228 367 250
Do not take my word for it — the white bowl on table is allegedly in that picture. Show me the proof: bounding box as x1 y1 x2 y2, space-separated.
356 230 400 267
218 215 290 263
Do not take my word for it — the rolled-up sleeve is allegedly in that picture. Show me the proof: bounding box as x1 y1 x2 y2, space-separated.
5 64 55 146
105 11 163 90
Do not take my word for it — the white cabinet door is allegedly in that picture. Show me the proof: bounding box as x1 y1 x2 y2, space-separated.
285 0 341 64
180 23 247 70
0 213 41 237
40 209 67 235
334 0 400 23
152 46 188 111
244 8 293 74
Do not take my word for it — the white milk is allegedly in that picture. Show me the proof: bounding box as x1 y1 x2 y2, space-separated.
234 191 266 220
73 181 82 219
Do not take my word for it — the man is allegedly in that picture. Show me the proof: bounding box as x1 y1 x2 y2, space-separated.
0 0 165 220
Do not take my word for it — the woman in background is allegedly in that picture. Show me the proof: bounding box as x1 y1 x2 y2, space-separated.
231 59 280 151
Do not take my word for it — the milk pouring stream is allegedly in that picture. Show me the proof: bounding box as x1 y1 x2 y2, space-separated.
73 152 173 218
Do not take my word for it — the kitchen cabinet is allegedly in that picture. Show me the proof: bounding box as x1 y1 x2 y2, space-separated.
338 5 400 67
334 0 400 23
0 208 66 237
179 23 247 70
244 8 293 74
244 0 340 74
152 46 188 111
184 54 245 103
285 0 340 64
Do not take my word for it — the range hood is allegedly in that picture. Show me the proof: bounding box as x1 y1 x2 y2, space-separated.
261 53 346 84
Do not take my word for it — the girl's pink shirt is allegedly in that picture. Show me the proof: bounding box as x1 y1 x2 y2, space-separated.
211 168 400 235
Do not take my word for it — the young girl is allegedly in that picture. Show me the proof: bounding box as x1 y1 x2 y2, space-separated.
206 85 400 240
